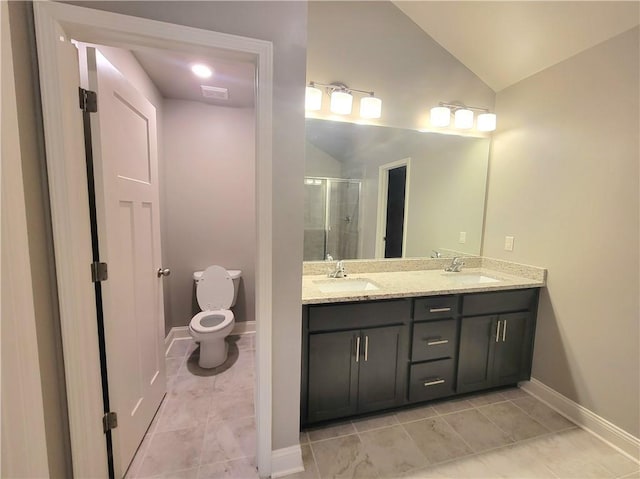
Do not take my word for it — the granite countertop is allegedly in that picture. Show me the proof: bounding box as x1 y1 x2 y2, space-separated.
302 263 546 305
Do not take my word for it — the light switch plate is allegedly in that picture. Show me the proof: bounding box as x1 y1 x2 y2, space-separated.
504 235 514 251
459 232 466 244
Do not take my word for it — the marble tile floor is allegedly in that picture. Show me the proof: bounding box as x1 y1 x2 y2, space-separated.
125 336 639 479
125 333 258 479
298 389 639 479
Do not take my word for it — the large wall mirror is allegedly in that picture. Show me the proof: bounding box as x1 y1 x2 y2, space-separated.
304 118 490 261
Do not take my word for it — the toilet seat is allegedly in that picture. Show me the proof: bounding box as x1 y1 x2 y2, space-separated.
190 309 234 334
197 265 234 311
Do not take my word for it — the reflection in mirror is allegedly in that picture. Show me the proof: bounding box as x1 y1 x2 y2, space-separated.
304 119 490 261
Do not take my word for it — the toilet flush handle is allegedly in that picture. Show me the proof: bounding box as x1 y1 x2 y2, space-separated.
157 268 171 278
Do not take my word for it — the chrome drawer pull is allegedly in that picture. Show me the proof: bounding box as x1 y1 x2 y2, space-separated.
503 319 507 342
429 307 451 313
496 320 501 343
355 336 360 363
426 339 449 346
423 379 445 387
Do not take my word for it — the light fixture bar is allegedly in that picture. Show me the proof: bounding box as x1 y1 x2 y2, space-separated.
431 101 497 132
306 81 382 119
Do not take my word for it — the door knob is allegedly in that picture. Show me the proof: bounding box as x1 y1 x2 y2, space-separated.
157 268 171 278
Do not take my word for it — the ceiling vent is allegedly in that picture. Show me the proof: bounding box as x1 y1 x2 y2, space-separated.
201 85 229 100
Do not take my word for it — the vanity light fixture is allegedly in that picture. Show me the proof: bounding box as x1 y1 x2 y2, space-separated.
430 106 451 127
430 101 497 132
305 81 382 119
305 84 322 111
330 88 353 115
454 108 474 129
477 112 497 132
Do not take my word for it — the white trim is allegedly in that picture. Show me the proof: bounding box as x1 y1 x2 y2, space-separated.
232 320 257 335
520 379 640 461
0 3 50 472
33 3 273 477
374 157 411 258
164 322 256 354
270 445 304 478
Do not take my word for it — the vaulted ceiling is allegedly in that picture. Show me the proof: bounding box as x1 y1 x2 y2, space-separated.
393 1 640 92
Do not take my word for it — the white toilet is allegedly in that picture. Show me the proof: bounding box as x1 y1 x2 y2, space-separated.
189 265 242 368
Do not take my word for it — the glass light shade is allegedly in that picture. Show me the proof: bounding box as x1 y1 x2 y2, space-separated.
477 112 497 132
330 90 353 115
305 86 322 111
430 106 451 127
454 108 474 129
359 96 382 119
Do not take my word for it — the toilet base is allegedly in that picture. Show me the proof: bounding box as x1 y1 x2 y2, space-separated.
198 337 229 369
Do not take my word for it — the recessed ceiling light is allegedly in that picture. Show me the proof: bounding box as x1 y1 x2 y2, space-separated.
191 64 212 79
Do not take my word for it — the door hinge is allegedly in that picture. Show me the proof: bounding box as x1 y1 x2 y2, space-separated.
103 411 118 432
91 262 108 282
79 87 98 113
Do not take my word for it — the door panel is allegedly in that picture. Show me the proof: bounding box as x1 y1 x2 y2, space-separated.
307 331 358 423
81 46 165 477
493 313 529 386
357 326 403 412
457 316 496 393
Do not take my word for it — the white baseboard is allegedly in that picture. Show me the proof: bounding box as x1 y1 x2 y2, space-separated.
270 445 304 478
520 378 640 461
165 322 256 355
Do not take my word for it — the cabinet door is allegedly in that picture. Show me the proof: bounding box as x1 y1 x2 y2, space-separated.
493 313 530 386
307 331 359 423
357 325 405 413
457 316 497 394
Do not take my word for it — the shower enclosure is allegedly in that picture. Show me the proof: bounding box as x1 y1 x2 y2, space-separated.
303 177 362 261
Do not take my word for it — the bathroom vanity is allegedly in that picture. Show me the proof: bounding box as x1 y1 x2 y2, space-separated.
300 258 545 427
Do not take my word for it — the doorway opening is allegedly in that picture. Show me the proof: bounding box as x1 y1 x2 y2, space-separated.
33 3 274 478
375 158 411 259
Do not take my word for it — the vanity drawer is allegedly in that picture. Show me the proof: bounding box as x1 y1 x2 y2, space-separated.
308 299 411 332
462 289 537 316
414 296 458 321
411 319 457 362
409 359 455 402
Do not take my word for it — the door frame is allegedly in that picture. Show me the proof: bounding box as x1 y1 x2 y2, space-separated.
374 158 411 258
33 3 273 478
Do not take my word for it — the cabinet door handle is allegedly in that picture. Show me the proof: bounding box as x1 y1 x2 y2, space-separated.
426 339 449 346
496 320 501 343
502 319 507 342
364 335 369 361
355 336 360 363
423 378 445 387
429 307 451 313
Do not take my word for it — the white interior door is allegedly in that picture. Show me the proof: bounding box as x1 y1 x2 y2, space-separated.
79 45 166 477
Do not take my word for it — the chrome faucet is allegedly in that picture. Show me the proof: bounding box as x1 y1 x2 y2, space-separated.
445 256 465 272
328 260 347 278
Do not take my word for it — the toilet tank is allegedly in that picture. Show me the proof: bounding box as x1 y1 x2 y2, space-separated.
193 268 242 307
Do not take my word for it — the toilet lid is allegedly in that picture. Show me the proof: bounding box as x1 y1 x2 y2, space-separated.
196 265 234 311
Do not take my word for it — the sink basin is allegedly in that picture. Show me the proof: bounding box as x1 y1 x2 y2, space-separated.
314 278 380 293
442 273 501 285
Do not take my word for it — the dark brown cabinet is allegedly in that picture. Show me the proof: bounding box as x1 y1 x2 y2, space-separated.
301 287 539 426
302 300 410 425
457 290 538 394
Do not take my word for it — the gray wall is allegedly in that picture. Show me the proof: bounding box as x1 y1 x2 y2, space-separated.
66 0 308 452
162 99 256 331
483 27 640 437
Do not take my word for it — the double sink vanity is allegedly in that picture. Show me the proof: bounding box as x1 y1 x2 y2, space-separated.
300 256 546 426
